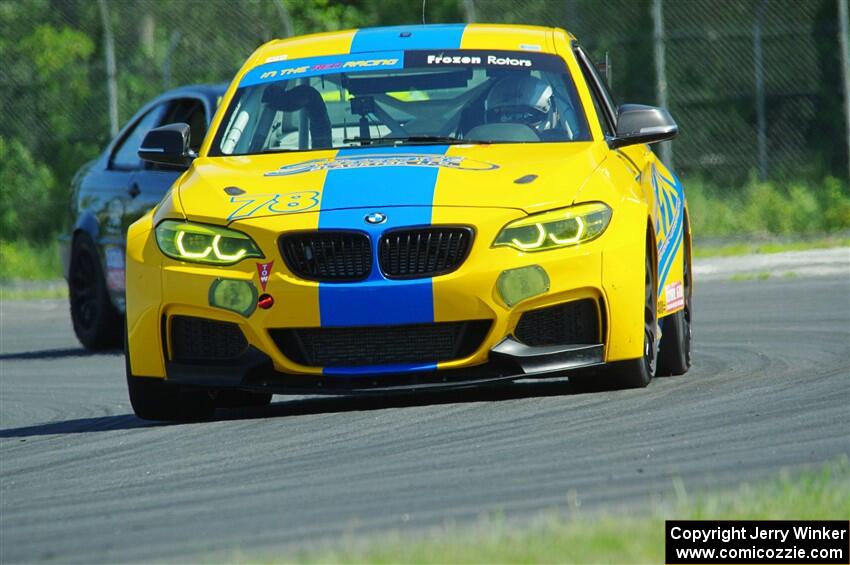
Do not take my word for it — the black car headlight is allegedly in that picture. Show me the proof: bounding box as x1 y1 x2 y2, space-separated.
493 202 612 252
155 220 262 265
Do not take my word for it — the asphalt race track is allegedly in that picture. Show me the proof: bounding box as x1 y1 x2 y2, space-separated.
1 264 848 562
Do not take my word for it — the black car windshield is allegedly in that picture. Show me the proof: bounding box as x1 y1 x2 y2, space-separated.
209 49 591 156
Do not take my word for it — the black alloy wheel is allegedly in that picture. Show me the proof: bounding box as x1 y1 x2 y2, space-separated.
658 226 692 376
69 235 122 350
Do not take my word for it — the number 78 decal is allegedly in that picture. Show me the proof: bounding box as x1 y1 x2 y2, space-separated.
227 191 321 221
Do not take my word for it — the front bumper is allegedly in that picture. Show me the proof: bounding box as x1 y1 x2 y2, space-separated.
164 339 604 394
126 203 647 388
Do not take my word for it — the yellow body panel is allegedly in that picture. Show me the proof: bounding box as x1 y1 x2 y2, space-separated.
127 23 691 383
459 24 558 53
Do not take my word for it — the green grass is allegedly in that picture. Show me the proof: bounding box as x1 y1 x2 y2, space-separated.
0 285 67 300
239 458 849 564
0 239 63 281
685 175 849 238
728 271 803 282
729 271 773 282
693 235 850 258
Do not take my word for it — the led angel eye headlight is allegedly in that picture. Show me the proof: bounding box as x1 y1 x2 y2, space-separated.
155 220 263 265
493 203 612 252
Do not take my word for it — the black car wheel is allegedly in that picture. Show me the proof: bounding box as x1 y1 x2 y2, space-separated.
69 234 122 350
125 327 216 422
215 390 274 409
658 226 692 376
126 374 217 422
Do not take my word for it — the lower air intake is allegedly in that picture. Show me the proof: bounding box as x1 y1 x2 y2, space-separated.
270 320 492 367
170 315 248 363
514 299 599 346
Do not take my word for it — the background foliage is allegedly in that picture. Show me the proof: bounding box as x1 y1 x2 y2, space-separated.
0 0 847 246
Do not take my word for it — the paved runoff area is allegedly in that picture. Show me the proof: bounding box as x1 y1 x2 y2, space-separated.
695 247 849 280
1 249 848 562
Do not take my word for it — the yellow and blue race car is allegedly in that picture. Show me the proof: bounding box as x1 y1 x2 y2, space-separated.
126 24 693 421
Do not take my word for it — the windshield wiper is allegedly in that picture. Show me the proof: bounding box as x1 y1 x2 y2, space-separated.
343 135 488 146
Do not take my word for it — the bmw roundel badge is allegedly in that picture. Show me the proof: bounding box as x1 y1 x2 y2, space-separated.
365 212 387 225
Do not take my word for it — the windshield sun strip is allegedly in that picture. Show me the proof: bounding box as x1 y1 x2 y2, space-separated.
208 49 590 156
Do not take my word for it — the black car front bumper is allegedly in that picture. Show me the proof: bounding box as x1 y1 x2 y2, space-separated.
164 338 605 395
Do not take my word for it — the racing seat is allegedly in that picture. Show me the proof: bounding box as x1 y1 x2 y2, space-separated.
266 84 332 149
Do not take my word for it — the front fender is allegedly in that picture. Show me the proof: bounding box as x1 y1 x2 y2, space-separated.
125 210 166 378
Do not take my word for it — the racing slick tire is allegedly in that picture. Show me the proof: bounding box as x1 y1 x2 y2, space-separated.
125 330 216 422
69 234 122 350
215 390 273 409
604 240 658 389
658 229 692 376
126 374 216 422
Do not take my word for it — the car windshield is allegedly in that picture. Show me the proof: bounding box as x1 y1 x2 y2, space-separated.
210 49 591 156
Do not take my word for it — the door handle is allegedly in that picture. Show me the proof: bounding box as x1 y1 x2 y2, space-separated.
128 183 141 198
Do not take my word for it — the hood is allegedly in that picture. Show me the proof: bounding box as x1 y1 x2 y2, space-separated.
178 142 605 224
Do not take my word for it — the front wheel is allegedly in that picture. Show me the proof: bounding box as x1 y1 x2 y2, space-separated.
215 390 273 409
125 332 215 422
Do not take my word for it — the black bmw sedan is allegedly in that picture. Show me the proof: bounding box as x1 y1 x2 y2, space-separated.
61 84 226 350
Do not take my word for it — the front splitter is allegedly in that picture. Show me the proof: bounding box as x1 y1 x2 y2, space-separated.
163 340 605 395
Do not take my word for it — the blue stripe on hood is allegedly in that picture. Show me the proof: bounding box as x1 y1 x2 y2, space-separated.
317 146 449 331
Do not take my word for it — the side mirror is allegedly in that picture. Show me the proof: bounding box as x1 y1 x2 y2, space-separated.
138 122 195 167
610 104 677 149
